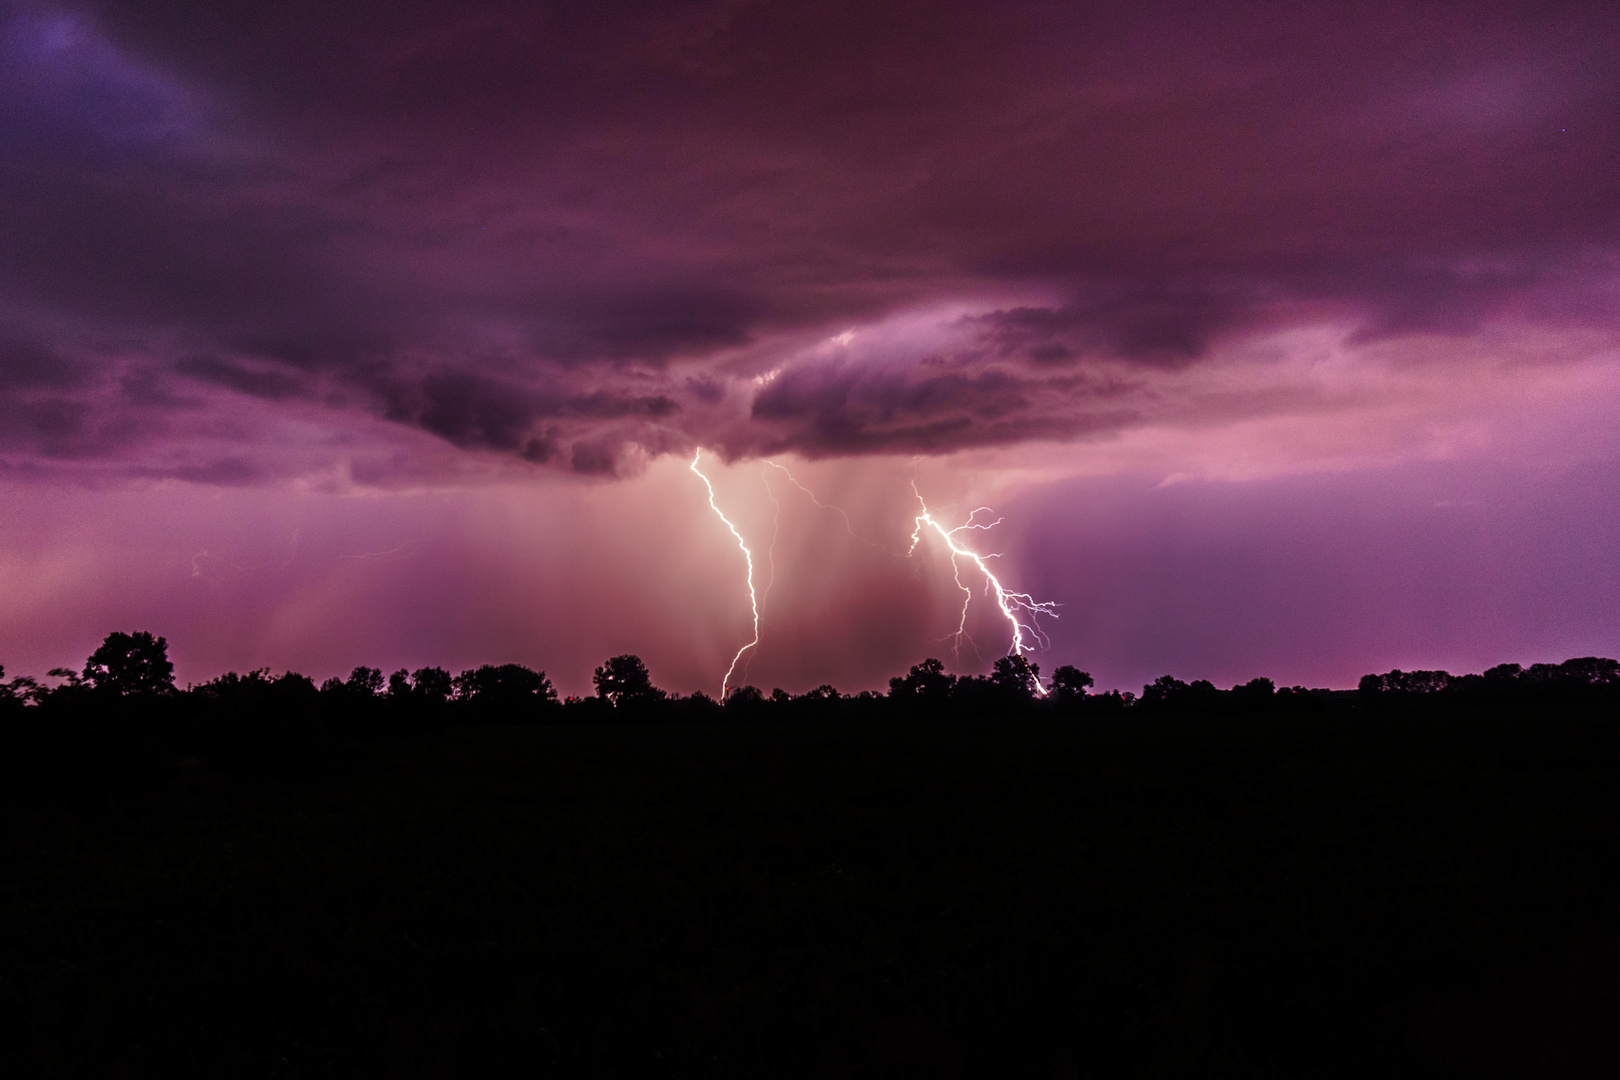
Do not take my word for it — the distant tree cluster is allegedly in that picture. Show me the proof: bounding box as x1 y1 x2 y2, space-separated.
1357 657 1620 707
4 632 1617 774
1133 674 1331 714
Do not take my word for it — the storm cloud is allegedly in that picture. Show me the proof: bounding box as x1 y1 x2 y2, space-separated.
0 0 1616 478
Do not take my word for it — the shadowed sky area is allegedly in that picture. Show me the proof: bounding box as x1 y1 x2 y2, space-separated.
1 0 1617 691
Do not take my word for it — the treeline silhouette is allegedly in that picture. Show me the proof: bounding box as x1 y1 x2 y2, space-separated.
3 632 1617 773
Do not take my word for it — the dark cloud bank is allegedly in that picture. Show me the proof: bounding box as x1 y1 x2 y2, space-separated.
2 0 1618 478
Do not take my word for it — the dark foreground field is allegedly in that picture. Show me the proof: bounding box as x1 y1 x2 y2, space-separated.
4 709 1619 1078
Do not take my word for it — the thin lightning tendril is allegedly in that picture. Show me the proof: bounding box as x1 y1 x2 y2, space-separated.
762 460 898 554
690 450 760 700
909 482 1058 693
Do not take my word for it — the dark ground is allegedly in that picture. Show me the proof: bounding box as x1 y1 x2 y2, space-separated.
3 708 1619 1078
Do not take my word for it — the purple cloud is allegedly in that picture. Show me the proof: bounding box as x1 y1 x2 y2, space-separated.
0 1 1610 479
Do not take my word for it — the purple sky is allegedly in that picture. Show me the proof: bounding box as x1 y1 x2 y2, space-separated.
2 0 1617 695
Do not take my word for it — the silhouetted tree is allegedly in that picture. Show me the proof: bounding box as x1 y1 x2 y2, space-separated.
1524 663 1562 684
1140 675 1223 712
310 668 388 736
949 674 998 713
9 675 43 706
1404 670 1450 694
562 695 612 723
1049 665 1095 704
1231 677 1276 710
1141 675 1189 708
788 684 843 721
410 666 454 705
674 691 725 723
1450 657 1620 706
0 667 41 709
1558 656 1620 687
452 664 556 723
990 654 1042 702
191 669 323 768
593 654 663 706
0 665 21 719
387 669 412 698
729 689 764 722
889 658 956 708
372 666 456 729
1359 669 1451 702
347 666 385 697
83 631 175 696
1087 689 1132 713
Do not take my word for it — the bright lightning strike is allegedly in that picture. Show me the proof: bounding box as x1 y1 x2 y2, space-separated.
690 449 761 700
744 462 783 690
909 483 1058 691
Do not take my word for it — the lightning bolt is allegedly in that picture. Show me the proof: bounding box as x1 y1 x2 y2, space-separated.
690 449 761 699
909 482 1058 691
742 462 783 690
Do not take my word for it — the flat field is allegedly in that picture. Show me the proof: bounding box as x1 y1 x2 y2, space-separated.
3 709 1619 1077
